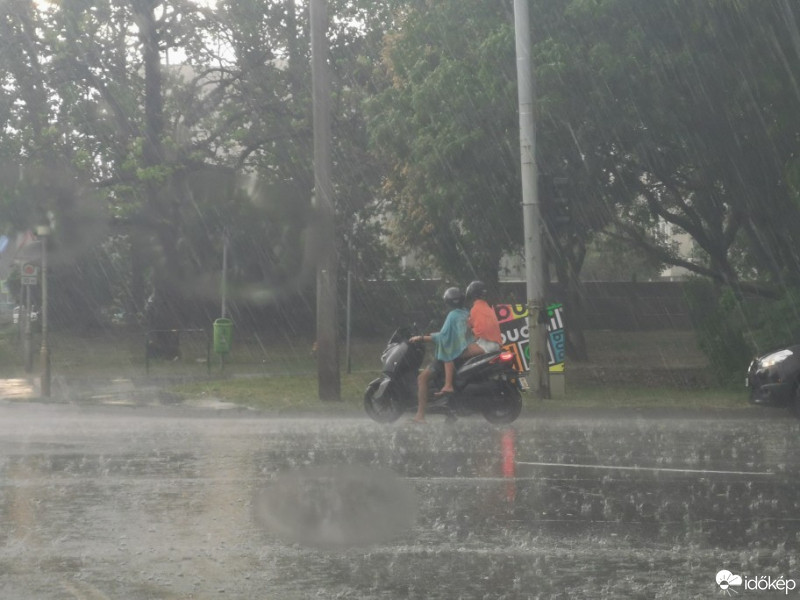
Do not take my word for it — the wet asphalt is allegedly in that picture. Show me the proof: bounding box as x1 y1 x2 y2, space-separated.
0 400 798 599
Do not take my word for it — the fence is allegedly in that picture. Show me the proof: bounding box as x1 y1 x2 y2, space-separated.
348 280 693 336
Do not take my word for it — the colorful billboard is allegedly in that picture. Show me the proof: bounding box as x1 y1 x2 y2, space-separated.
494 303 565 373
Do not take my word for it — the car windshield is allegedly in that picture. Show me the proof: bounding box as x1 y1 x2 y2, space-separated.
2 1 799 598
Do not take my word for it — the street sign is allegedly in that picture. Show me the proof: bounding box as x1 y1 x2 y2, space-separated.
21 263 38 286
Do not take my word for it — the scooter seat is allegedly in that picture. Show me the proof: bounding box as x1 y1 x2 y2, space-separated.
457 350 501 371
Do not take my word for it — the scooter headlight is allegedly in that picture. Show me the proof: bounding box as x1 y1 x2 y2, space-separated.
760 349 793 368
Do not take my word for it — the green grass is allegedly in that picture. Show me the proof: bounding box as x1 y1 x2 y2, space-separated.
169 371 751 412
539 384 750 410
171 371 374 412
0 324 752 412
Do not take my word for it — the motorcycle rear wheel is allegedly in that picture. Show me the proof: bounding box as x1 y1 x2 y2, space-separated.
482 382 523 424
364 381 404 423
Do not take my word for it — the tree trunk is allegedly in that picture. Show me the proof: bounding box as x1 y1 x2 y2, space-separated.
550 238 590 362
563 277 589 362
134 0 185 341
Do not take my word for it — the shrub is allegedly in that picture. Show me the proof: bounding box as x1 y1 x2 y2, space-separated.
683 279 753 386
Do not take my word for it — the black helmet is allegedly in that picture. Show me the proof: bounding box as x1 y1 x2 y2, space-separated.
442 287 465 308
465 280 488 302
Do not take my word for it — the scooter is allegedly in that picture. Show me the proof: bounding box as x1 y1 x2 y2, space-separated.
364 326 527 424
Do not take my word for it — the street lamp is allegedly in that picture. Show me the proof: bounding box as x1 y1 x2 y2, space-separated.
35 224 50 397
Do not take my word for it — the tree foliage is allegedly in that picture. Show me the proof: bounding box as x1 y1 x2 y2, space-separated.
545 0 800 368
366 0 523 285
550 0 800 294
368 0 800 292
0 0 399 330
1 0 800 348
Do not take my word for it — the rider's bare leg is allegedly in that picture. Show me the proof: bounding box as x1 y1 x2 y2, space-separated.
414 367 433 422
437 344 486 396
437 361 455 395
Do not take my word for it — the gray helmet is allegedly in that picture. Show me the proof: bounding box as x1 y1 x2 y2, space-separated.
442 287 465 308
465 280 488 302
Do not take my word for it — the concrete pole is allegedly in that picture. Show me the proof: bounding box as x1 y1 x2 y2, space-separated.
514 0 550 398
346 260 352 375
38 230 50 397
24 283 32 373
311 0 341 400
221 228 228 319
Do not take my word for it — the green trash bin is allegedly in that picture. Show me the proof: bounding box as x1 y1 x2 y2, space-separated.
213 318 233 354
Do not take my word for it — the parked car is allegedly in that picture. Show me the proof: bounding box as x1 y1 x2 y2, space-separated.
746 345 800 417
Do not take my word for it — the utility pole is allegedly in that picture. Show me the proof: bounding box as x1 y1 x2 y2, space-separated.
24 280 32 373
36 225 51 397
345 232 353 375
221 228 228 319
514 0 550 398
311 0 340 401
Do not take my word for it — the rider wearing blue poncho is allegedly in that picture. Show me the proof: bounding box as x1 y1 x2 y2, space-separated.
409 287 474 422
431 306 473 361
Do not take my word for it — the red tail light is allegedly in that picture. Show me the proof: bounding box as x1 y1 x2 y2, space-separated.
491 351 515 364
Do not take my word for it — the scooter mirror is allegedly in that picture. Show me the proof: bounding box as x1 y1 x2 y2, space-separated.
389 326 412 344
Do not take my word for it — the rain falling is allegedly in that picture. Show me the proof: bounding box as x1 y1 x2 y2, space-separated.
1 0 800 598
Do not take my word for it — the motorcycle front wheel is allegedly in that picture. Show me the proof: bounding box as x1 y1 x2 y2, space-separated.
482 381 523 424
364 380 404 423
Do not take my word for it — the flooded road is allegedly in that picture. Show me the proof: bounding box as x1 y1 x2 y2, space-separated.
0 402 798 599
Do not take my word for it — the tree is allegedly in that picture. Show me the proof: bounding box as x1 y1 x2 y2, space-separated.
366 0 616 281
366 0 611 358
367 0 523 286
0 0 114 327
543 0 800 297
0 0 410 334
530 0 800 369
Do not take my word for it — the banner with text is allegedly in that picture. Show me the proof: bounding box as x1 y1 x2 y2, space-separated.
493 303 565 373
